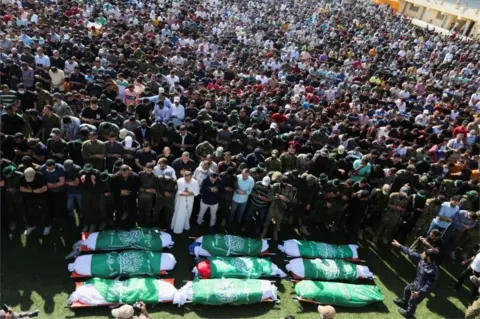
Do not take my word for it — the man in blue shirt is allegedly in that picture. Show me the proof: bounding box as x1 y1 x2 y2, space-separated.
39 159 65 235
229 168 254 224
425 196 461 236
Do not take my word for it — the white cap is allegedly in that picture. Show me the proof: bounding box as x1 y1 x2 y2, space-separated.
337 145 345 154
270 123 278 129
158 87 165 94
111 305 135 319
174 96 180 102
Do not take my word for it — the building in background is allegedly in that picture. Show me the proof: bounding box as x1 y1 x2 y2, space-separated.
374 0 480 37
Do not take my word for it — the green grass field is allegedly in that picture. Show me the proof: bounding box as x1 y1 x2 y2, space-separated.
0 218 474 319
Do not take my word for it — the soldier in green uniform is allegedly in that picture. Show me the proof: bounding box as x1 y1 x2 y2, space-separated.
218 167 237 227
2 165 24 230
440 179 461 198
322 178 345 232
249 163 267 182
279 147 298 173
150 120 167 152
265 149 282 172
364 184 391 235
261 175 294 240
310 128 328 151
460 191 479 211
373 187 410 244
98 171 114 230
195 140 215 161
138 163 158 227
406 195 445 246
309 174 328 227
153 170 176 227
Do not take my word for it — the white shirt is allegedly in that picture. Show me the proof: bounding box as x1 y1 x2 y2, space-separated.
471 253 480 273
35 54 50 68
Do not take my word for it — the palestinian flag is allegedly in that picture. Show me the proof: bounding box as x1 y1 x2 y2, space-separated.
278 239 359 260
189 234 268 258
194 257 286 279
68 278 177 306
286 258 373 280
68 251 177 278
174 279 278 306
67 228 174 257
295 280 384 307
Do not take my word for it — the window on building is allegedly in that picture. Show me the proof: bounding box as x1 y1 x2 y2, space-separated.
436 12 445 20
410 4 419 12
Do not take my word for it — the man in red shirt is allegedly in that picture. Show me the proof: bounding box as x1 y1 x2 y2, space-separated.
272 109 286 124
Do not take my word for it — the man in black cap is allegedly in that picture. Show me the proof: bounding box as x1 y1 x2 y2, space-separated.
46 128 67 163
2 165 24 231
104 132 124 172
64 159 82 218
197 171 224 232
153 170 177 228
79 163 101 232
392 239 439 318
39 159 66 235
19 167 48 235
111 165 140 228
138 162 158 227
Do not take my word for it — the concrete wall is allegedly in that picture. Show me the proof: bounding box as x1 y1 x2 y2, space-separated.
405 2 424 19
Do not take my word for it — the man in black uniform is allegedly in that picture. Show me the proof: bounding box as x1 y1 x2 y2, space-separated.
46 128 67 163
104 132 124 172
218 167 236 228
98 171 114 230
111 165 140 228
2 165 24 231
138 163 157 227
79 163 101 232
153 171 177 228
19 167 48 235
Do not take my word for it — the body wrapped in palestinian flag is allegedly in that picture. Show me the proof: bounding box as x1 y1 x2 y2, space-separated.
67 228 174 258
286 258 373 280
193 257 286 279
189 234 268 258
68 251 177 278
278 240 359 260
295 280 384 307
173 279 278 306
68 278 177 306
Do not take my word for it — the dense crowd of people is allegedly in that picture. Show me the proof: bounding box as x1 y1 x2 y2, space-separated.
0 0 479 317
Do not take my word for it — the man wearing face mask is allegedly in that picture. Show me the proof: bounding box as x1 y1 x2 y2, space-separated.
16 83 35 113
106 110 125 127
392 239 439 318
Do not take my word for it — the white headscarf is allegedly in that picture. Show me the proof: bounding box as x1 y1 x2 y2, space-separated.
124 136 133 148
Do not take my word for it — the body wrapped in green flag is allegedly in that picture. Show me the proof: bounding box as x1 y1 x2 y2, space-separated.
295 280 384 307
286 258 373 280
68 278 177 305
173 279 278 306
191 234 268 258
278 239 359 260
68 251 177 278
194 257 286 279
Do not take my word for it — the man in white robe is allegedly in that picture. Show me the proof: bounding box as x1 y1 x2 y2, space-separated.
171 171 199 234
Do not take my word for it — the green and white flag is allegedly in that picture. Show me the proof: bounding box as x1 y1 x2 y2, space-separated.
295 280 384 307
279 239 359 259
195 234 266 257
68 278 178 305
286 258 373 281
194 257 286 279
68 251 177 278
173 279 278 306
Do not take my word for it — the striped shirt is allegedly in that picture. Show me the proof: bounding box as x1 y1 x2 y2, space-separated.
250 181 272 208
0 90 18 107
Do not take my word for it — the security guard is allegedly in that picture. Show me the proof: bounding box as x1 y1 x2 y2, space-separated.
153 171 177 228
392 240 439 318
261 175 294 240
138 163 158 227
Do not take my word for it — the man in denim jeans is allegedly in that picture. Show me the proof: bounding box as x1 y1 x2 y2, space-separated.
229 168 254 224
64 159 82 218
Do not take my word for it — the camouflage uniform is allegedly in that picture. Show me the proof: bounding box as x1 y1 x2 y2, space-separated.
459 191 478 211
466 291 480 319
261 182 294 240
374 192 409 242
364 188 389 232
265 156 282 172
153 175 177 228
440 179 460 198
279 152 297 173
138 171 158 227
195 141 215 160
406 198 442 246
249 166 267 182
